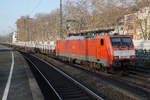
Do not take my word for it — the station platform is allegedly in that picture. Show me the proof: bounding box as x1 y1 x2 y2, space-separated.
0 45 44 100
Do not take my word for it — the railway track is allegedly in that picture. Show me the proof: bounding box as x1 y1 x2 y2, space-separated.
41 54 150 100
22 52 103 100
91 67 150 100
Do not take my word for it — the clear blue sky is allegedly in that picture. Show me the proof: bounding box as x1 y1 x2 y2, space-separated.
0 0 61 35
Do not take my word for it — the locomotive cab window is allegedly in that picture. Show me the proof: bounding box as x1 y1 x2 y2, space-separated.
110 37 133 46
101 39 104 46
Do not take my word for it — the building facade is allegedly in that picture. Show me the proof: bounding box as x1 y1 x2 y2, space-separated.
124 7 150 40
12 32 17 43
124 13 138 40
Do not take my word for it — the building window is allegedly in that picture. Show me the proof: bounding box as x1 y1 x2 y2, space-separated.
120 27 124 30
128 25 134 30
127 15 135 21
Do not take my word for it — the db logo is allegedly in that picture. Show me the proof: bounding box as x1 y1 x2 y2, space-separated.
72 46 75 49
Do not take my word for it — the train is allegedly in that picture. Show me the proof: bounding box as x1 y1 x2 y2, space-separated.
56 33 136 72
6 30 136 73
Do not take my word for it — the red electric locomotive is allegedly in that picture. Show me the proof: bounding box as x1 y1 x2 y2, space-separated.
56 30 136 72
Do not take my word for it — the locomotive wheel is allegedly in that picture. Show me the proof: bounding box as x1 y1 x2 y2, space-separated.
104 67 108 73
96 64 102 71
92 63 96 72
69 58 73 64
101 67 105 72
89 62 95 72
101 67 108 73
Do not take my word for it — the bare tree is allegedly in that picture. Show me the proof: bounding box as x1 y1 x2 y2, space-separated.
133 0 150 40
17 0 149 42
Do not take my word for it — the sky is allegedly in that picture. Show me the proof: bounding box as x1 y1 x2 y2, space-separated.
0 0 60 35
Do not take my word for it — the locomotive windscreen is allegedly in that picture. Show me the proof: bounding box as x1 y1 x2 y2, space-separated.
110 37 133 46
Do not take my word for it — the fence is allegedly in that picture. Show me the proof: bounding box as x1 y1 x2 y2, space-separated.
134 40 150 66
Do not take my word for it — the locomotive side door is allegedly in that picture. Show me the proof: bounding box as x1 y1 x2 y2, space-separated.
100 38 105 58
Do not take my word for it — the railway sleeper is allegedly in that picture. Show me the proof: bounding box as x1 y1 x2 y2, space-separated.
62 93 88 98
65 96 90 100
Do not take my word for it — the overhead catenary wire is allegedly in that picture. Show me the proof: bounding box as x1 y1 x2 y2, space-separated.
30 0 43 17
26 0 43 42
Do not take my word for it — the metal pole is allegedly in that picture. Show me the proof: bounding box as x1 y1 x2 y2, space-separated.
25 19 30 42
60 0 63 38
28 18 30 42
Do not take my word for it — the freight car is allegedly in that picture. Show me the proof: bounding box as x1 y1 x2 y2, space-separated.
56 34 136 72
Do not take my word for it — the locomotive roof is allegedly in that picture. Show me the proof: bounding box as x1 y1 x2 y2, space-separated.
62 35 95 40
68 29 114 36
60 35 133 40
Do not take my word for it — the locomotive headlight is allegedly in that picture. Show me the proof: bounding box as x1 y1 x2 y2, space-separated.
114 56 119 60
